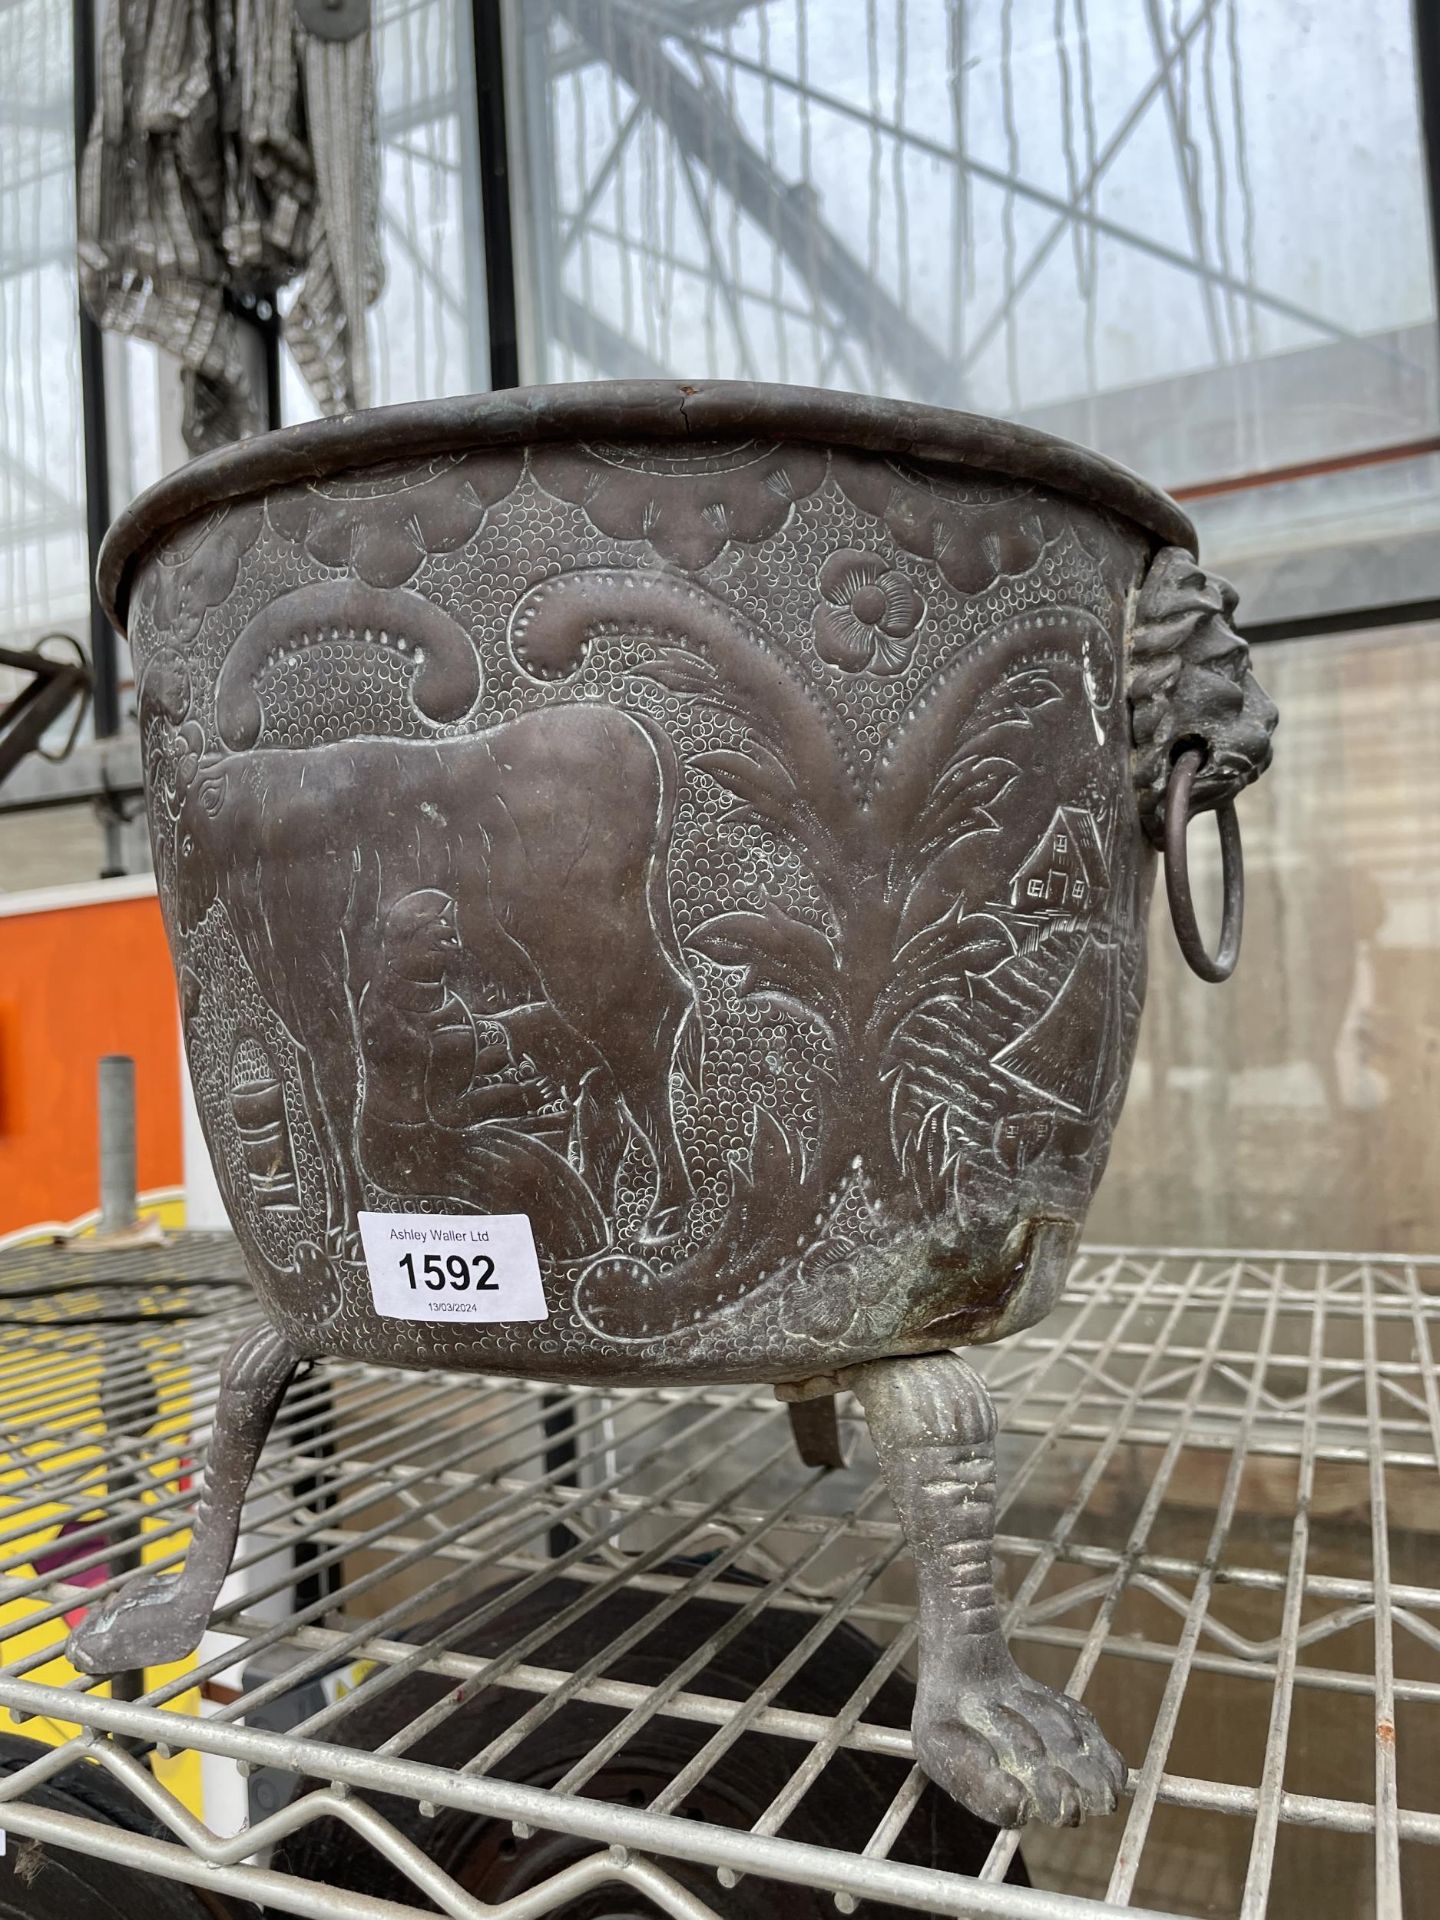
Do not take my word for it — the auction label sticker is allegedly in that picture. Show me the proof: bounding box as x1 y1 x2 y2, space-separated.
358 1212 548 1322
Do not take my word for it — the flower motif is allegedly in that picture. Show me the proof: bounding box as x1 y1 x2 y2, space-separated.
780 1262 861 1345
780 1244 903 1350
812 549 924 674
266 450 522 589
530 440 826 570
831 451 1060 599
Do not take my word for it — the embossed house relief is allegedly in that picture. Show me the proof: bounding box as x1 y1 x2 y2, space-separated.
1007 807 1108 915
75 384 1277 1835
985 804 1125 1119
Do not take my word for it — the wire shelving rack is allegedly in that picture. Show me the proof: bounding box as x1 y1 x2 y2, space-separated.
0 1237 1432 1918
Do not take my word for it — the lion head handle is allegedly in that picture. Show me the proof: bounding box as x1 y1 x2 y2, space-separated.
1129 546 1278 842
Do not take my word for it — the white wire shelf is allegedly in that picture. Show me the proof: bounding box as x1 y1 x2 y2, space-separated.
0 1238 1433 1919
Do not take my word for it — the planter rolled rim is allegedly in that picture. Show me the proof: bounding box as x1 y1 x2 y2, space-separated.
98 378 1197 635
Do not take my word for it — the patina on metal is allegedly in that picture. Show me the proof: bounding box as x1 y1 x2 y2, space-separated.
68 379 1277 1828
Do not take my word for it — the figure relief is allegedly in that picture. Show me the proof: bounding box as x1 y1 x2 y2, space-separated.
168 696 696 1261
355 888 608 1260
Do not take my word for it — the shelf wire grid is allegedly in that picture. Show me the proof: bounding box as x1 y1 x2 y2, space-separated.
0 1239 1433 1918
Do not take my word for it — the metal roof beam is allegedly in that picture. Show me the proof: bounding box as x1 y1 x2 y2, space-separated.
557 296 672 378
653 3 1368 357
958 0 1225 375
1139 0 1227 358
555 0 955 394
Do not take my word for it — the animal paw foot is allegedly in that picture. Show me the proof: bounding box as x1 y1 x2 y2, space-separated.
913 1664 1126 1828
66 1573 210 1675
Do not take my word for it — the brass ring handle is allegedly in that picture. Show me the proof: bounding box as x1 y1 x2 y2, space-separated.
1163 746 1244 983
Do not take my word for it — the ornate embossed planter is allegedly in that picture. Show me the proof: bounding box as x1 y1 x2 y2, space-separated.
70 382 1275 1828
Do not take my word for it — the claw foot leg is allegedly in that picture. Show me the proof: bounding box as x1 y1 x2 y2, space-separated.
844 1350 1125 1828
68 1321 299 1674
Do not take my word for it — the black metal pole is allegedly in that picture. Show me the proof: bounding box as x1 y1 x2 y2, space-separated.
472 5 576 1549
72 0 118 737
472 0 521 390
1416 0 1440 356
282 1372 341 1613
224 289 284 432
255 294 284 433
541 1390 580 1560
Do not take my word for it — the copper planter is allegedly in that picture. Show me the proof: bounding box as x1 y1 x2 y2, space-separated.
71 382 1276 1829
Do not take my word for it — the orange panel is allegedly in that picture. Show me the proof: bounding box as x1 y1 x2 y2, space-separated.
0 893 182 1234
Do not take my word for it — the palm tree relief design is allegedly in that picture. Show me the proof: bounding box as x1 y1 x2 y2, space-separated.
506 570 1135 1344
